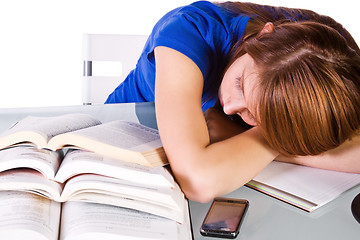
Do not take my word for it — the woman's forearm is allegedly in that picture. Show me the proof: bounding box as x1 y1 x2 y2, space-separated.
168 127 278 202
276 135 360 173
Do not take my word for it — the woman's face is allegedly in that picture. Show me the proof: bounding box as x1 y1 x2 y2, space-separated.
218 53 259 126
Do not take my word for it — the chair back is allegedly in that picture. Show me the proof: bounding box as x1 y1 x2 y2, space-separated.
82 34 148 104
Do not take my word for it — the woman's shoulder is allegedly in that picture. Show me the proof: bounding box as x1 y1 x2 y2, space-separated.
148 1 247 81
149 0 250 62
154 1 249 31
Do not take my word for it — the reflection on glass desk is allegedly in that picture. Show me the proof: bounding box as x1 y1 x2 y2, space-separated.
0 102 359 240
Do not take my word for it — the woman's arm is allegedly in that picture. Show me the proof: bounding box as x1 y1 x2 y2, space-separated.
154 46 278 202
276 135 360 173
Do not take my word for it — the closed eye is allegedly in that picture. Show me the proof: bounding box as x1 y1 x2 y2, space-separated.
235 74 245 95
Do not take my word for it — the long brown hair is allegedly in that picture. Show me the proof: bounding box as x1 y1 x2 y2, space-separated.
217 2 360 156
217 1 360 54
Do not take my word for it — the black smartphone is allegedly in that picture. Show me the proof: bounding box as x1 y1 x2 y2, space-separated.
200 197 249 239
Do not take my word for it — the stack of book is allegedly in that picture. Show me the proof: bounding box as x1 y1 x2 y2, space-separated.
0 113 192 240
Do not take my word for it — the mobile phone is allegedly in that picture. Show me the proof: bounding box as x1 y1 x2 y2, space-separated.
200 197 249 239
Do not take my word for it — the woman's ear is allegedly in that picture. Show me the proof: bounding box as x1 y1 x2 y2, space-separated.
258 22 274 37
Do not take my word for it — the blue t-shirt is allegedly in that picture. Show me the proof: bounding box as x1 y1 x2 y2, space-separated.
105 1 250 112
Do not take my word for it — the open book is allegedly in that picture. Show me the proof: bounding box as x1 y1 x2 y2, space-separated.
247 161 360 212
0 146 184 223
0 113 167 167
0 191 192 240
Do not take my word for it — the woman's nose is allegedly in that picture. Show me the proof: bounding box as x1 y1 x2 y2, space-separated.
223 98 245 115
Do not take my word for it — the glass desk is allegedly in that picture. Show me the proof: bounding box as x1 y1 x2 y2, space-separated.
1 103 359 240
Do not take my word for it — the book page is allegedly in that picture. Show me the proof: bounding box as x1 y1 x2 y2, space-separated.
178 200 193 240
0 146 61 180
251 161 360 207
0 191 61 240
48 120 167 167
50 120 162 152
0 169 63 202
55 150 174 187
0 113 101 149
61 174 177 206
60 201 178 240
60 173 184 223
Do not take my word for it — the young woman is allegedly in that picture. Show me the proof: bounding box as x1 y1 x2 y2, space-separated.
106 1 360 202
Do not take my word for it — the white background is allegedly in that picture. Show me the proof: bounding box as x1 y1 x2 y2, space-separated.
0 0 358 108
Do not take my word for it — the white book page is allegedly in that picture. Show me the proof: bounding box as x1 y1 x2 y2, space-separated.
177 200 193 240
60 201 178 240
1 113 101 143
61 174 177 207
68 192 184 223
253 161 360 204
55 150 174 187
0 191 61 240
60 173 184 223
0 169 63 201
0 146 61 180
63 121 162 152
63 174 179 204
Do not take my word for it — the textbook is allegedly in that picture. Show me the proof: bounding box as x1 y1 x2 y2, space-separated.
0 146 185 223
0 113 167 167
0 191 192 240
247 161 360 212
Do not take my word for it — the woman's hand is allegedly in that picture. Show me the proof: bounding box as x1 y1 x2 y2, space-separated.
204 107 250 143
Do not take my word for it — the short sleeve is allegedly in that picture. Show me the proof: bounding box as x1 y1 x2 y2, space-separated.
149 1 250 81
153 12 213 79
106 1 250 112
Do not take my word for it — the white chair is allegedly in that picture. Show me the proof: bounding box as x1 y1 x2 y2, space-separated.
82 34 148 105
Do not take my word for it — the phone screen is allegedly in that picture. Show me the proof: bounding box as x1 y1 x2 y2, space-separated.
200 198 249 238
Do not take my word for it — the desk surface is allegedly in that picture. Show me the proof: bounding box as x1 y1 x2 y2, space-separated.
1 103 359 240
